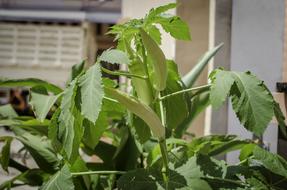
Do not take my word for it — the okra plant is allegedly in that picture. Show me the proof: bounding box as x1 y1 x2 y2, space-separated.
1 3 287 190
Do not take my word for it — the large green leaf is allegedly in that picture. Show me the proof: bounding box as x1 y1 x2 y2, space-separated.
13 127 59 173
119 154 234 190
144 3 190 41
99 49 130 65
114 127 141 171
105 87 165 139
252 146 287 178
0 136 12 172
210 70 274 136
0 117 49 135
187 135 250 157
29 87 61 122
182 43 223 88
162 60 190 130
82 112 108 149
146 3 177 21
0 104 18 119
70 60 86 82
58 79 84 161
187 91 210 124
79 63 104 123
157 16 191 41
132 115 151 144
0 78 62 94
209 70 235 109
0 169 46 190
117 168 192 190
174 89 210 137
147 25 161 45
40 164 74 190
140 28 167 91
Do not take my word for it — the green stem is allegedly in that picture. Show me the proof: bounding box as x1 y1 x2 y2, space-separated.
158 93 169 189
159 84 211 101
236 155 254 165
101 67 147 80
71 171 126 176
103 96 118 103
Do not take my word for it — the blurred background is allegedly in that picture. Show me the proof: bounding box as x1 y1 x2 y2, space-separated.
0 0 286 183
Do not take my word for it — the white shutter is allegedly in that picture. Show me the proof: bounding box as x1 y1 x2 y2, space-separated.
0 22 84 69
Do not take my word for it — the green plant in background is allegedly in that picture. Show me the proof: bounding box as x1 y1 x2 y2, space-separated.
0 3 287 190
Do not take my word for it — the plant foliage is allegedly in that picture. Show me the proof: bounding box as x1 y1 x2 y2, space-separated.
0 3 286 190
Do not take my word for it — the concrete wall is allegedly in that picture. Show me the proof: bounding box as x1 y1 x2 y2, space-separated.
176 0 210 137
227 0 285 163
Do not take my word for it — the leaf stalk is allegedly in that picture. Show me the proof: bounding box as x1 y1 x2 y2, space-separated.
71 171 126 176
159 84 211 101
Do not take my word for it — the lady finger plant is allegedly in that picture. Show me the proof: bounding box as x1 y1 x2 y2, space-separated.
1 3 287 190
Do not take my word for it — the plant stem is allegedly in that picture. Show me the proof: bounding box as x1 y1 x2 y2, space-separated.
236 155 254 165
71 171 126 176
103 96 118 103
158 93 169 189
101 67 147 80
159 84 211 101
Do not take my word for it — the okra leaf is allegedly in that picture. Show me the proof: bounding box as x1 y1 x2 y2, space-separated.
132 116 151 144
58 79 84 162
147 25 161 45
98 49 130 65
140 28 167 91
0 136 12 172
0 104 18 119
79 64 103 123
252 146 287 178
29 86 61 122
210 70 274 136
82 112 108 149
13 127 59 173
162 60 190 130
40 164 74 190
0 169 46 189
146 3 177 20
157 16 191 41
0 78 63 94
209 69 235 109
68 60 86 83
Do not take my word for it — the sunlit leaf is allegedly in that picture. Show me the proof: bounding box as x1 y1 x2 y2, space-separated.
0 104 18 119
210 70 274 136
0 136 12 172
79 64 103 123
98 49 130 65
0 78 62 94
29 86 61 122
40 164 74 190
